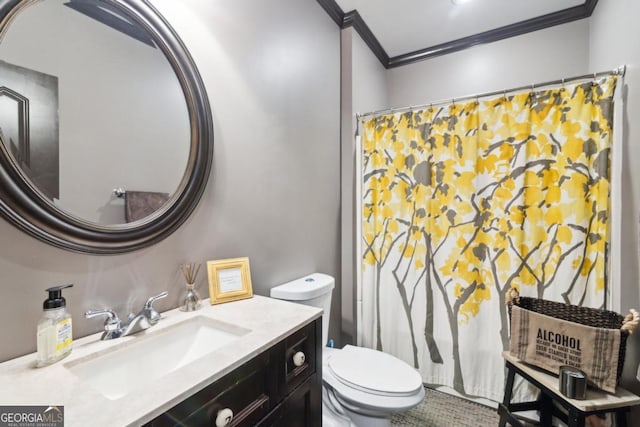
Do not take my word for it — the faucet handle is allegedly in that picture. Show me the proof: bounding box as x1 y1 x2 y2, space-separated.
85 309 123 339
143 291 168 325
144 291 168 309
85 308 118 322
85 309 120 327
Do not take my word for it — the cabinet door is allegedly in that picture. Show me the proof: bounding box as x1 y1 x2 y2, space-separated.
283 321 317 395
257 374 321 427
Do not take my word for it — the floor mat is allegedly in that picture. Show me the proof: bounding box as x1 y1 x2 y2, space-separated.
391 387 499 427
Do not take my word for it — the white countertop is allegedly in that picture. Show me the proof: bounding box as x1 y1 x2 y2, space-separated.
0 295 322 426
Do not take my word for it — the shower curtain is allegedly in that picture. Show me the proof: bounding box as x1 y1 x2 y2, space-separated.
359 76 618 400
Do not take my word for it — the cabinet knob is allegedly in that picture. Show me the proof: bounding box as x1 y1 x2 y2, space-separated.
293 351 306 367
215 408 233 427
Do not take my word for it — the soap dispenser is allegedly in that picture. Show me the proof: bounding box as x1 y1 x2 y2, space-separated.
36 284 73 367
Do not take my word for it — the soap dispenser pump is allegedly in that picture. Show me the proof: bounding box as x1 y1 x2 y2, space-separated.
36 284 73 367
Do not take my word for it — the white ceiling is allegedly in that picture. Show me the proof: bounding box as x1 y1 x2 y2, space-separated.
334 0 584 57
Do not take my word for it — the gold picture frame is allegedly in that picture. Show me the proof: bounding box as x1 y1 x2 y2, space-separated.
207 257 253 305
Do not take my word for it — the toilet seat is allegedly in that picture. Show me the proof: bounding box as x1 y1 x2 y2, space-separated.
328 345 423 397
323 345 425 413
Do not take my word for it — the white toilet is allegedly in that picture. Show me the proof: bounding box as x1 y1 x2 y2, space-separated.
270 273 425 427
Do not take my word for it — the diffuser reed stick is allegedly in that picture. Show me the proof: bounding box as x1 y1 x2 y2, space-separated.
180 262 201 285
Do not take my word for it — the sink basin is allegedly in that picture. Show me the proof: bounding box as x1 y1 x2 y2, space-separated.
66 316 250 400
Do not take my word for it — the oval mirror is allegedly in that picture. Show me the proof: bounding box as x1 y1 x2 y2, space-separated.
0 0 213 253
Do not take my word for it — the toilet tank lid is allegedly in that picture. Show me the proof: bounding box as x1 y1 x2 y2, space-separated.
270 273 335 300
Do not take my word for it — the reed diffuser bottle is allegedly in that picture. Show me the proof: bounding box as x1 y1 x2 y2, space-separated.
179 263 202 312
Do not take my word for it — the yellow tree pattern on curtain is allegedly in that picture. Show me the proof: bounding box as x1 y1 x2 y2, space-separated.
361 77 617 396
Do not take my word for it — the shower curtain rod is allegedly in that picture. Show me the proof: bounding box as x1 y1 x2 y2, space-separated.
357 65 626 120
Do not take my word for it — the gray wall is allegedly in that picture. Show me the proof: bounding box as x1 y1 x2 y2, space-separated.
340 27 389 345
386 20 589 106
0 0 341 362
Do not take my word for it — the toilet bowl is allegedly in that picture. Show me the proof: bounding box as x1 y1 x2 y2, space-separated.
270 273 425 427
322 345 425 426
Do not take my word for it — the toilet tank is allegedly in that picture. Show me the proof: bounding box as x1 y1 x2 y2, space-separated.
270 273 334 347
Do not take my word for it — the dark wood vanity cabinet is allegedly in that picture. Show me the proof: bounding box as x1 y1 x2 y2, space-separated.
144 318 321 427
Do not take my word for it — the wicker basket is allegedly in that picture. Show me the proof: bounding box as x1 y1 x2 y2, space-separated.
507 292 632 382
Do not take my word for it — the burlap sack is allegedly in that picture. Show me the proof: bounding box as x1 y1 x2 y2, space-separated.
510 305 620 393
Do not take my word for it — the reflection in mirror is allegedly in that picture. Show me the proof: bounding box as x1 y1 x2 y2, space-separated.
0 0 190 225
1 61 58 201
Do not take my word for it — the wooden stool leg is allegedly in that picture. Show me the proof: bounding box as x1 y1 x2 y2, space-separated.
539 393 554 426
566 407 585 427
499 364 517 427
615 408 628 427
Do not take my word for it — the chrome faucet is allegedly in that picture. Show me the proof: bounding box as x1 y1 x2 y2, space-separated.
85 291 168 340
123 291 167 336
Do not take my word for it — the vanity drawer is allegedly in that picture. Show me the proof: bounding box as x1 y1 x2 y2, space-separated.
146 352 275 427
283 320 317 395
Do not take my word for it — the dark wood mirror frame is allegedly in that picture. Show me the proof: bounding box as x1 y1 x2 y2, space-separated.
0 0 213 254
